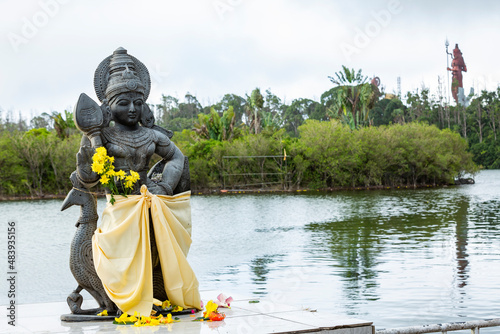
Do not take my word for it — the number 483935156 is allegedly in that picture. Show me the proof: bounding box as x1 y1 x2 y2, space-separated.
7 221 16 271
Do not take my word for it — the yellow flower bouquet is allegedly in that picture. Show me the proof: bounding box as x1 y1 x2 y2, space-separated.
91 147 140 204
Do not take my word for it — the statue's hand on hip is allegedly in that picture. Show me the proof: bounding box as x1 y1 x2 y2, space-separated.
146 178 173 196
146 179 172 196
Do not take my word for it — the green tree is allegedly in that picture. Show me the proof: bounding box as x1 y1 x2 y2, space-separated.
0 132 29 195
42 110 76 139
179 92 203 119
212 94 246 125
245 88 265 134
327 66 380 129
193 106 238 141
283 98 321 136
155 93 203 131
261 89 283 132
371 98 407 126
155 94 180 128
30 115 50 130
11 129 53 196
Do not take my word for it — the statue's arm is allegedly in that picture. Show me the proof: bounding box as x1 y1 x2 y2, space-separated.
76 135 100 188
152 131 185 195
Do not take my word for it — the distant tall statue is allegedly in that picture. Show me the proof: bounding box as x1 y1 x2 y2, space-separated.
447 44 467 104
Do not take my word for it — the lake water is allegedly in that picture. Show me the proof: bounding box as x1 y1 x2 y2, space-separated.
1 170 499 331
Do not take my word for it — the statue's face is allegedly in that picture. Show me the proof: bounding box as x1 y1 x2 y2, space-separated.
110 92 144 127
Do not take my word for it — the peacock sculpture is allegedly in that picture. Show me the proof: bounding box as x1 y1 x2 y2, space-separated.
61 171 117 315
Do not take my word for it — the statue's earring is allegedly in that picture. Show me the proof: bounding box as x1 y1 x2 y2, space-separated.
101 99 112 127
140 103 155 128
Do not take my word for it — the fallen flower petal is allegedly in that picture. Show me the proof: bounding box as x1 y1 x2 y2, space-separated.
203 300 218 318
209 312 226 321
172 305 183 312
97 310 108 316
162 299 172 309
114 312 131 324
215 293 233 308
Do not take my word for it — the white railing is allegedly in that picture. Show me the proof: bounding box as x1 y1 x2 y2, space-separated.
376 318 500 334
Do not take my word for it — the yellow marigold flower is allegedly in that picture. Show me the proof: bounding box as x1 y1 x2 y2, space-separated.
158 314 175 324
164 313 174 324
203 300 218 318
100 175 110 185
124 179 134 189
130 170 140 181
129 312 138 322
97 309 108 316
115 170 126 180
91 162 104 174
172 305 183 312
133 315 159 327
162 299 171 309
95 146 107 156
124 170 140 190
105 169 116 178
90 146 140 204
114 312 129 324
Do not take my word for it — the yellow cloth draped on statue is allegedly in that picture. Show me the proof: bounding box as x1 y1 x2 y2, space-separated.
91 185 201 316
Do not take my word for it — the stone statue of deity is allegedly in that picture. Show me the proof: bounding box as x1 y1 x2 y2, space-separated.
447 43 467 104
61 47 200 320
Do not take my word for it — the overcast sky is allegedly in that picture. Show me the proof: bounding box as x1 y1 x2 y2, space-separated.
1 0 499 120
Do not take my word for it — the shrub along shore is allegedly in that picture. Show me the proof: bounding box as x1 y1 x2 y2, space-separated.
0 120 478 199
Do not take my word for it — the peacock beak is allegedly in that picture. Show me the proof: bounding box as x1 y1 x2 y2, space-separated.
60 189 76 211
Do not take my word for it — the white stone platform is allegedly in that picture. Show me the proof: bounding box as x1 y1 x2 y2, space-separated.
1 291 373 333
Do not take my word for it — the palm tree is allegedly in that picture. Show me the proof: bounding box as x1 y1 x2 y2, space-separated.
328 66 379 129
42 110 76 139
193 106 237 141
245 88 264 134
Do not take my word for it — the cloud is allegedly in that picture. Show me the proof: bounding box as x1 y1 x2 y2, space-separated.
0 0 499 120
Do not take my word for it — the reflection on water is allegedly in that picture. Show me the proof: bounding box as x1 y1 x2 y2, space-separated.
455 197 469 291
1 170 500 331
250 254 283 295
307 217 381 304
299 186 499 331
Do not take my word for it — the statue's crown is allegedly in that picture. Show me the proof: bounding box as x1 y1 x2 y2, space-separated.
94 47 151 103
104 47 146 101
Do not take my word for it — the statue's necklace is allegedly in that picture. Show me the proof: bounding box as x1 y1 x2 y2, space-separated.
102 126 153 149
